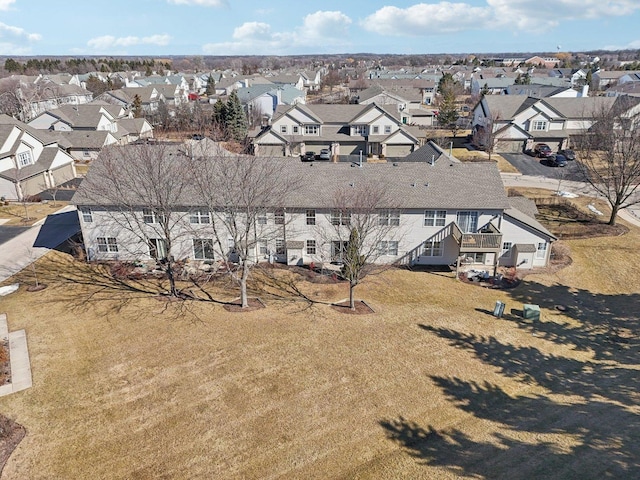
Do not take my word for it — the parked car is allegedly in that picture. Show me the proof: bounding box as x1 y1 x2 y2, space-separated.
301 151 316 162
317 149 331 161
558 149 576 161
534 143 553 158
548 154 567 167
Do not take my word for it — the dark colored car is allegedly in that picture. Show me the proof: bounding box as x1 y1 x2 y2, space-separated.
558 149 576 160
301 151 316 162
317 148 331 161
534 143 553 158
548 154 567 167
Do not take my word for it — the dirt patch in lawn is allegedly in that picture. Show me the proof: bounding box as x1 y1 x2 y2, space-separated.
0 415 25 476
223 297 266 312
0 340 10 385
331 300 375 314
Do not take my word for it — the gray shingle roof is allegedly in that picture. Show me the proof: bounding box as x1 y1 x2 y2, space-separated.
73 145 511 211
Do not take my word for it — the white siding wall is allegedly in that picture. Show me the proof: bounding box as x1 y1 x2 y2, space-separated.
499 216 552 268
79 206 515 269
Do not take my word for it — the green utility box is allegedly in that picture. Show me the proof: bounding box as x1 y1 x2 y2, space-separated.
523 304 540 321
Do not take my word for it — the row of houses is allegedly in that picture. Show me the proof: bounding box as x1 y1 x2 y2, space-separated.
72 144 556 271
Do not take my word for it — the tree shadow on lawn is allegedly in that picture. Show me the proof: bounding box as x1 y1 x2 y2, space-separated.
380 282 640 478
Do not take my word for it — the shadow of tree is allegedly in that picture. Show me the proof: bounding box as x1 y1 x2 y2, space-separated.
380 281 640 478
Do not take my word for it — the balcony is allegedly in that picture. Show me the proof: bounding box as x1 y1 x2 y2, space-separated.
452 222 502 252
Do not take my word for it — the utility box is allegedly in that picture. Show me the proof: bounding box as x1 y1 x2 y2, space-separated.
493 301 505 318
523 304 540 321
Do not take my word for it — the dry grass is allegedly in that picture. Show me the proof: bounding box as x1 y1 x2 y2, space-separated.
452 148 520 174
0 223 639 478
0 202 69 226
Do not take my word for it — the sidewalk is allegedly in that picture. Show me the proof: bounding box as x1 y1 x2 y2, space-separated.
0 205 78 283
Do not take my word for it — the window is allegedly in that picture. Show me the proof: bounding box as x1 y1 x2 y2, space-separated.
353 125 367 136
292 125 299 134
280 125 288 134
306 209 316 225
257 211 267 225
532 120 547 131
456 211 478 233
384 125 392 134
257 239 267 256
148 238 167 259
97 237 118 253
193 238 214 260
502 242 512 253
143 208 153 223
424 210 446 227
422 240 442 257
275 239 285 255
331 210 350 226
306 239 316 255
378 240 399 256
372 125 379 134
79 207 93 223
379 210 400 226
304 125 319 135
464 252 485 263
274 209 285 225
17 151 33 167
190 209 210 224
536 242 547 259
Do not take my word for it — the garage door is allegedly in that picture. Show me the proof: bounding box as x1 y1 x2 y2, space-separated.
496 140 525 153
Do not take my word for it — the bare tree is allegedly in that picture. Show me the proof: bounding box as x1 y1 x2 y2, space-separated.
76 143 194 297
575 97 640 225
322 180 404 310
186 149 300 308
472 112 502 161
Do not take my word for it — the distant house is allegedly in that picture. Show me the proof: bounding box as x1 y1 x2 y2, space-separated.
471 95 640 153
53 130 119 162
235 84 305 122
252 103 420 159
0 114 77 200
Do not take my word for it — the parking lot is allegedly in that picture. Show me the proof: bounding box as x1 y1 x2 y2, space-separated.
501 153 587 182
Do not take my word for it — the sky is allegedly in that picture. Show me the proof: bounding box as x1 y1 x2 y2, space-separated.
1 0 639 57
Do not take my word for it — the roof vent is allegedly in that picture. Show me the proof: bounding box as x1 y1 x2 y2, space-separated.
349 182 355 187
393 162 399 166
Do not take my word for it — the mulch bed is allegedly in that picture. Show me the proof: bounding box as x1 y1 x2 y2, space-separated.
0 340 9 385
0 415 25 476
458 272 521 289
331 300 375 315
223 297 266 312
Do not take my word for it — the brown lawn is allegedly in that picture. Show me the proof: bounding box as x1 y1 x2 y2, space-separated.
0 202 69 226
0 221 639 479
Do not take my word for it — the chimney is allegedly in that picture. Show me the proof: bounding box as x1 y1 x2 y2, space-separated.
581 84 589 97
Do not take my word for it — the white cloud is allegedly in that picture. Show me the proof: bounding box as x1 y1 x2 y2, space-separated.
362 1 640 36
167 0 227 6
0 41 32 55
202 10 352 54
0 0 15 11
87 34 171 51
0 22 41 41
602 39 640 51
362 3 491 36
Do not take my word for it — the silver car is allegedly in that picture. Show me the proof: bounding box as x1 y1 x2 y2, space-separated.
317 149 331 161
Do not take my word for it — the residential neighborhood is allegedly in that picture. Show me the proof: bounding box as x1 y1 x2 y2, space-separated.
1 42 640 480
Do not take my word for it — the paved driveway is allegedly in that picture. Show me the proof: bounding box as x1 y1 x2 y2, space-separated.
501 153 587 182
0 226 31 245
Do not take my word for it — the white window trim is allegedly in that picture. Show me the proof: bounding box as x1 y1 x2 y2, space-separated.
97 237 118 253
424 210 446 227
193 238 215 260
190 209 211 224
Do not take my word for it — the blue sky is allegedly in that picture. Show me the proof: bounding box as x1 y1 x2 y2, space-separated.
1 0 639 57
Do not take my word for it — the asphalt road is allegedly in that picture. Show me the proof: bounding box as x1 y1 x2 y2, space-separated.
501 153 587 182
